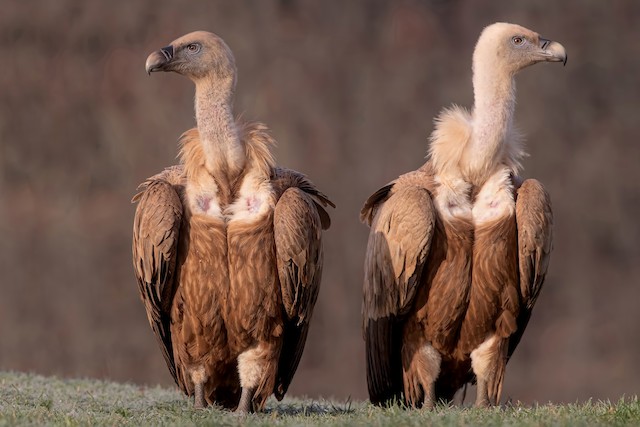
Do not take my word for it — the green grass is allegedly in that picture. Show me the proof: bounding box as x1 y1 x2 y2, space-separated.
0 371 638 426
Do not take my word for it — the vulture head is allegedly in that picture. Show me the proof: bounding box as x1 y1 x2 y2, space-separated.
145 31 237 87
474 23 567 77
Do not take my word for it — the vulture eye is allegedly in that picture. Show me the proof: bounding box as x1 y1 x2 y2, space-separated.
512 36 525 46
186 43 201 54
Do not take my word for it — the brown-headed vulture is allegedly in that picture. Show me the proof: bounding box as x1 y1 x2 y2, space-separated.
132 31 333 412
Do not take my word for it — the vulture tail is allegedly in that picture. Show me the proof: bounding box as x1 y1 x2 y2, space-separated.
365 315 404 406
274 320 309 400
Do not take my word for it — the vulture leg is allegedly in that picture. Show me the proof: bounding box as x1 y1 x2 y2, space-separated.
470 335 508 407
419 343 441 409
475 377 490 407
417 381 437 410
190 367 207 409
424 380 437 409
193 382 206 409
401 330 441 409
236 342 279 413
236 386 256 414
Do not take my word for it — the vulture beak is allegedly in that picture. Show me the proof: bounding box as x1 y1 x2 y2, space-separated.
145 45 174 75
538 38 567 66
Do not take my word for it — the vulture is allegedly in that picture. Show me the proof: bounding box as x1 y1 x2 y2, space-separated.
361 23 566 408
132 31 333 412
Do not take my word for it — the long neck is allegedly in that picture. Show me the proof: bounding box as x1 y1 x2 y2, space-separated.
194 78 245 183
467 62 516 180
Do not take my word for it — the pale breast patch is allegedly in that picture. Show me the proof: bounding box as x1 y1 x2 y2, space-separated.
434 175 473 221
472 169 515 225
227 172 274 223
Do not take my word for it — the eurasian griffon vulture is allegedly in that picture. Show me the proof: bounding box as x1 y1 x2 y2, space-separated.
132 31 333 413
361 23 565 408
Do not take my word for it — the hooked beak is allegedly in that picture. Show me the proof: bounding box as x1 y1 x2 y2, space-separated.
539 38 567 66
145 45 174 75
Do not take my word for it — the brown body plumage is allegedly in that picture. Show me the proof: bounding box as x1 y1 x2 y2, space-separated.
133 31 333 412
361 23 565 407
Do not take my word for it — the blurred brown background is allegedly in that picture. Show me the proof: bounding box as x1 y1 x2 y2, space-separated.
1 0 638 404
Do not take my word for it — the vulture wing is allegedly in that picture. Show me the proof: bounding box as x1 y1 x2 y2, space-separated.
132 177 183 384
362 184 436 405
509 178 553 358
271 168 333 399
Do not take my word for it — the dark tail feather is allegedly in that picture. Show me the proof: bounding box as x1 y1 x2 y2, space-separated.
274 320 308 400
366 316 404 406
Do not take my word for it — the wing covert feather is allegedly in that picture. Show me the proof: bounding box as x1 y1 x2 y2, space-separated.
271 167 334 230
132 179 183 383
360 183 394 225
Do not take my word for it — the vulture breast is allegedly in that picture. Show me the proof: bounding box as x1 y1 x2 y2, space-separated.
169 168 283 405
424 169 520 357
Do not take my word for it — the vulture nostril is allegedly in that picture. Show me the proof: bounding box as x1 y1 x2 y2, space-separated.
160 46 173 61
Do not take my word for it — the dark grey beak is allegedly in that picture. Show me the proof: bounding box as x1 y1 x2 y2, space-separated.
145 45 174 75
539 37 567 66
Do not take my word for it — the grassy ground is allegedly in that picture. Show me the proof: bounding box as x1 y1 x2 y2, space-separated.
1 372 638 426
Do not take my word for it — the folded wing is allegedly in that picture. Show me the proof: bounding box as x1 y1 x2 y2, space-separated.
509 178 553 358
362 184 436 404
132 178 183 384
272 168 333 399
